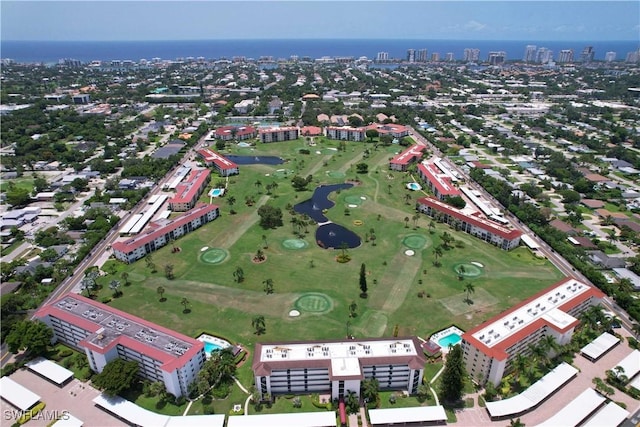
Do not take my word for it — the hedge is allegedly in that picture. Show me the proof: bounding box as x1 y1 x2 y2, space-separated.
18 402 46 425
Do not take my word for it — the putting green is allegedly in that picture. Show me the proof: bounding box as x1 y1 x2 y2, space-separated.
327 170 346 178
344 195 363 205
282 239 309 250
294 293 333 314
273 169 293 178
402 234 431 250
126 272 146 282
200 248 229 265
322 149 338 155
454 263 483 277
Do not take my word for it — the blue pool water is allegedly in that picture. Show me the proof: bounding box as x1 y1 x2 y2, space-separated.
204 341 224 354
438 333 461 348
209 188 223 197
407 182 422 191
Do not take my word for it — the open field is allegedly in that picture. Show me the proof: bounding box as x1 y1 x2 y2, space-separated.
95 137 564 412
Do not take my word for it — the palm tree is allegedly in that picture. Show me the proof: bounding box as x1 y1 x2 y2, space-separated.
349 300 358 318
464 283 475 304
387 183 392 195
255 248 265 261
164 263 174 280
344 390 359 415
263 278 274 294
233 266 245 283
404 193 412 205
120 271 129 286
81 277 96 297
404 216 410 228
412 214 419 229
254 179 262 192
428 220 436 234
509 418 525 427
511 353 528 378
361 378 379 407
262 234 268 249
109 279 121 297
180 297 190 313
252 315 266 335
433 246 443 266
540 334 560 356
157 286 166 301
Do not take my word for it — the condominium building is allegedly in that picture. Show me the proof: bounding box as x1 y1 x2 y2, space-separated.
370 123 410 139
376 52 389 63
488 51 506 66
463 48 480 62
536 48 553 64
168 168 210 212
197 148 239 176
213 125 257 141
581 46 595 63
557 49 575 63
416 196 522 250
416 160 461 200
417 49 428 63
253 337 426 400
326 126 366 142
605 51 617 62
35 293 207 397
259 126 299 143
112 203 219 263
523 45 537 62
461 278 605 386
389 144 425 172
407 49 416 63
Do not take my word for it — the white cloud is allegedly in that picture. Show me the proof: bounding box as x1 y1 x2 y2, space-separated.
464 20 487 31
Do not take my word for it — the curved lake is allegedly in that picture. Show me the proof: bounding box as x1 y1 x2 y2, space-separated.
225 155 284 165
294 183 361 249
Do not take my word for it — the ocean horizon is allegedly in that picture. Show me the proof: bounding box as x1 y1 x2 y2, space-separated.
2 39 639 64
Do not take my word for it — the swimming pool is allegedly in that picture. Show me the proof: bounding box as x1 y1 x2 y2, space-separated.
209 188 225 197
406 182 422 191
438 333 462 348
197 334 231 357
429 326 464 352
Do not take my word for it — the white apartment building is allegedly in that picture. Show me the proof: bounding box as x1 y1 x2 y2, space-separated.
253 337 426 400
259 126 299 143
461 278 605 386
112 203 219 263
35 294 206 397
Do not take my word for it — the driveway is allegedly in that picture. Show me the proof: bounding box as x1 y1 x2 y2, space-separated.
1 369 126 427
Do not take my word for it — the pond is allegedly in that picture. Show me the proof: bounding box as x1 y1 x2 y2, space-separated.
294 183 361 249
225 155 284 165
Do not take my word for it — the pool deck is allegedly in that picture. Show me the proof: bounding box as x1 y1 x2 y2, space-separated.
196 334 231 356
428 326 465 353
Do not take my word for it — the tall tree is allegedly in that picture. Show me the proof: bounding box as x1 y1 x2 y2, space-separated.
439 344 465 403
109 279 122 297
92 359 139 396
233 266 245 283
120 271 129 286
263 278 274 294
157 286 166 301
252 315 266 335
361 378 379 407
359 263 368 297
5 320 53 356
464 283 475 304
181 297 190 313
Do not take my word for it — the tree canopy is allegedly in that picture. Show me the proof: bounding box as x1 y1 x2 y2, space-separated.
257 204 283 229
92 359 140 396
5 319 53 356
438 344 465 402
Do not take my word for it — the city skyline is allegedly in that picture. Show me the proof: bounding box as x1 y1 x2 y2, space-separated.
1 1 639 42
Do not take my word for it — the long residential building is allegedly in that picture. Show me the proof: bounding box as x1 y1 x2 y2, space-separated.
417 161 461 199
35 293 206 397
253 337 426 401
259 126 299 143
168 168 211 212
112 203 219 263
326 123 410 142
389 144 425 171
416 196 522 250
461 278 605 386
197 148 239 176
213 125 257 141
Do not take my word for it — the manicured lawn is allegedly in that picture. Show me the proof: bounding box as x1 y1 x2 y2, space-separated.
0 176 34 193
94 137 564 412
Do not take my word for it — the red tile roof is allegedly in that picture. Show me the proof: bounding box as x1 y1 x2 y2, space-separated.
112 203 219 255
35 293 204 372
390 144 425 166
417 164 461 197
169 169 210 205
417 196 521 240
214 125 256 138
462 278 605 361
197 148 238 170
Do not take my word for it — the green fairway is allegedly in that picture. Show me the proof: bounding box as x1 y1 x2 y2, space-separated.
99 137 564 359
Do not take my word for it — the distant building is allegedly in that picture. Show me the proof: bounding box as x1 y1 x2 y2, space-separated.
461 278 605 386
326 126 366 142
35 293 206 397
406 49 416 63
417 49 428 62
557 49 575 63
112 203 219 263
581 46 595 63
416 196 522 250
213 125 257 141
536 48 553 64
197 148 239 176
487 51 506 65
416 161 461 200
389 145 425 172
259 127 299 143
168 169 211 212
376 52 389 62
605 51 617 62
523 45 537 62
72 94 90 104
253 337 426 400
445 52 455 62
463 48 480 62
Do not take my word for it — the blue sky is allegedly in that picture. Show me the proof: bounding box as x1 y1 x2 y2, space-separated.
2 1 639 41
